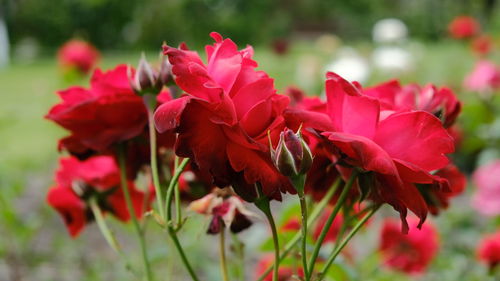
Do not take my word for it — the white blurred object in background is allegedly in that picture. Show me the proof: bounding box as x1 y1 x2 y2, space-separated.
372 46 413 72
0 15 10 68
372 18 408 43
372 18 414 73
325 47 370 83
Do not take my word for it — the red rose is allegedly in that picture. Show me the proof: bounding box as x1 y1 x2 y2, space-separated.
286 73 454 232
364 80 461 128
423 164 466 215
46 156 151 237
154 32 293 200
57 39 100 75
46 65 148 152
471 35 493 56
477 230 500 269
379 217 439 274
448 16 480 39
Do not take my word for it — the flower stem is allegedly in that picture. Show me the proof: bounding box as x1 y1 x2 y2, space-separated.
255 178 341 281
164 157 199 281
89 197 139 277
294 176 309 277
255 190 280 281
318 204 381 280
117 145 154 281
219 229 230 281
306 170 358 280
174 157 182 228
89 197 120 252
144 94 165 221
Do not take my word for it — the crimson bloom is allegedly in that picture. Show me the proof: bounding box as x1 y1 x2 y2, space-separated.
472 160 500 216
423 164 466 215
364 80 461 128
471 35 493 56
154 32 293 201
57 39 100 75
289 73 454 232
477 230 500 269
47 156 150 237
448 16 480 39
379 217 439 274
47 65 148 153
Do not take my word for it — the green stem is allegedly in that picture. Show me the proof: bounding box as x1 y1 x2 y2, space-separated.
117 145 154 281
257 197 280 281
295 176 309 277
333 202 354 250
164 157 199 281
254 186 280 281
219 229 229 281
144 94 165 221
256 178 341 281
174 157 182 228
89 197 139 277
318 204 381 280
231 233 245 281
89 197 121 253
306 171 358 280
165 158 189 222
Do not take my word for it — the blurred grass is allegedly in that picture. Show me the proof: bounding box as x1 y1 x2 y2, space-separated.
0 40 498 280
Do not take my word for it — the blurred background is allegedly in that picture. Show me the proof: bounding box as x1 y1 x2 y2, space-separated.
1 0 500 280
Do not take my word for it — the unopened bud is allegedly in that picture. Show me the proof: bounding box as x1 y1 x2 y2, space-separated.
272 128 313 177
129 53 161 95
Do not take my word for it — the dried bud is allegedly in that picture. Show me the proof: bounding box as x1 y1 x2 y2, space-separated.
272 128 313 177
188 188 257 235
129 53 161 95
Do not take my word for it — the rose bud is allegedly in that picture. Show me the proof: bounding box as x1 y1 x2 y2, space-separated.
129 54 161 96
272 128 313 178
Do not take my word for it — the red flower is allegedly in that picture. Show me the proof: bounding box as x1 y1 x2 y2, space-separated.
423 164 466 215
477 230 500 269
472 160 500 216
280 216 301 232
379 217 439 274
256 254 304 281
46 156 151 237
46 65 148 152
471 35 493 56
287 73 454 232
154 32 293 200
364 80 461 128
57 39 100 74
448 16 480 39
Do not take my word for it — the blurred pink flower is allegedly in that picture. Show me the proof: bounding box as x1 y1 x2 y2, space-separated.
472 160 500 216
464 60 500 93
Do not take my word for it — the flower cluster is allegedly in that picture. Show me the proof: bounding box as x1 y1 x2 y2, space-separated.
45 32 469 281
